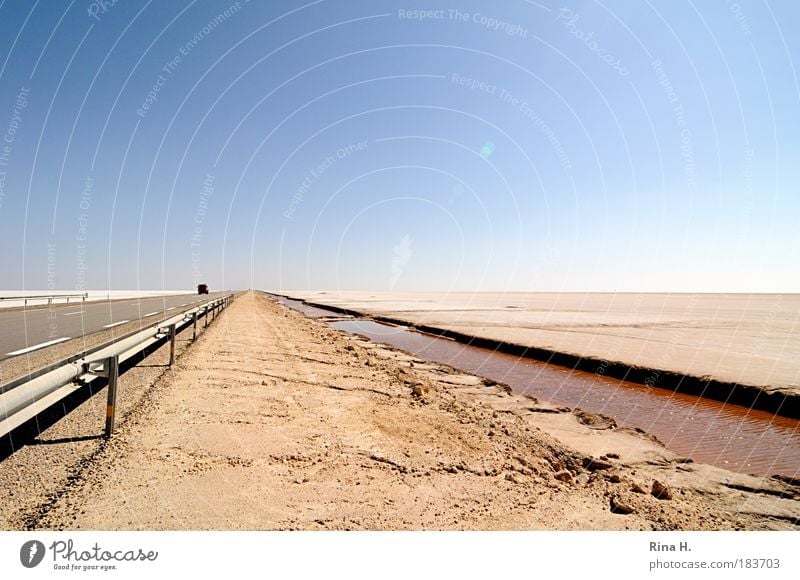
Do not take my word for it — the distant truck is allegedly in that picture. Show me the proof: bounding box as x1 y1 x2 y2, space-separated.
197 284 209 295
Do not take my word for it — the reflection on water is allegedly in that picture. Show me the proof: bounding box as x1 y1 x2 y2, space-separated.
277 296 800 478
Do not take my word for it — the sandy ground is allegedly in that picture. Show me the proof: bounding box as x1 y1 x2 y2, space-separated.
0 313 212 529
5 291 797 531
282 292 800 397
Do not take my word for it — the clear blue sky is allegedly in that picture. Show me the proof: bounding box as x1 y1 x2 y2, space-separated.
0 0 797 292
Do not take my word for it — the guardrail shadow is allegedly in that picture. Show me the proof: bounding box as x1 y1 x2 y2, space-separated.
29 434 104 445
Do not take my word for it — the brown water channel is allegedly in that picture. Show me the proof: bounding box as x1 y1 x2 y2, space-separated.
277 297 800 478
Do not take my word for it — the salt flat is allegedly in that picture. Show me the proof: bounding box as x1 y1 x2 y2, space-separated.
283 292 800 396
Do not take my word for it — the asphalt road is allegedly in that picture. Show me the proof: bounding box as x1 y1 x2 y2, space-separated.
0 292 227 361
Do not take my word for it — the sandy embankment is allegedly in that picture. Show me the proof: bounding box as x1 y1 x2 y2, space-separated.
282 292 800 416
14 291 797 530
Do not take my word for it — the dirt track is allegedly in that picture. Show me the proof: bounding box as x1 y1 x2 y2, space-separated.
8 292 799 530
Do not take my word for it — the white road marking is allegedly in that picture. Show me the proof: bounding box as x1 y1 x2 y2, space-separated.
63 311 85 316
179 303 187 306
7 337 72 356
166 307 176 311
143 311 159 317
103 320 129 328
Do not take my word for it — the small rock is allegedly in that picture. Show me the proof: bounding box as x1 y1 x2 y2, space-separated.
574 409 617 430
505 472 523 484
651 480 673 500
630 482 647 494
610 494 635 514
583 457 614 471
605 452 620 459
411 384 429 397
608 474 622 483
575 473 590 485
554 470 572 483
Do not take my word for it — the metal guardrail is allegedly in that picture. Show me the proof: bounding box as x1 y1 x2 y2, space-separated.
0 293 235 439
0 293 88 306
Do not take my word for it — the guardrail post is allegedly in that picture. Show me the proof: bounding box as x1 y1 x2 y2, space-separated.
104 355 120 438
168 324 176 366
1 298 222 440
192 311 198 341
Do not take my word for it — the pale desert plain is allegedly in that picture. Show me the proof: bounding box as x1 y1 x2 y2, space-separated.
283 292 800 410
1 291 798 531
